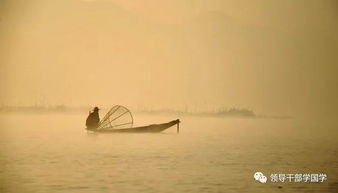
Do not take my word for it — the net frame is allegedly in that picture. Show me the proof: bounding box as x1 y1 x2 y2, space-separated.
97 105 134 130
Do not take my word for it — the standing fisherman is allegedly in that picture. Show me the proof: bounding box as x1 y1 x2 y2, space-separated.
86 107 100 129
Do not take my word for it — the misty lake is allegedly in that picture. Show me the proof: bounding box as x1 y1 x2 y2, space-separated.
0 112 337 193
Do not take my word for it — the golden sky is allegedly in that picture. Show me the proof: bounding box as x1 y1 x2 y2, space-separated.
1 0 337 117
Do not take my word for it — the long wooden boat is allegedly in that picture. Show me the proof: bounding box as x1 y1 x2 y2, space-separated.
86 119 180 133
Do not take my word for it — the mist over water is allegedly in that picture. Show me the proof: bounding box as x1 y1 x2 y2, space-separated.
1 0 338 117
1 1 338 192
1 112 337 193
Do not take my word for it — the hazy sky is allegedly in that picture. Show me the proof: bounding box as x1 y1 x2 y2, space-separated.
1 0 337 117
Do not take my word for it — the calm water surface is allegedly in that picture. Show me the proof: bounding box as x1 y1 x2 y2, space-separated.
0 113 337 193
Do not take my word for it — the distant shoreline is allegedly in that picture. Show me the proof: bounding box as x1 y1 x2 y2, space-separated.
138 108 256 117
0 105 292 119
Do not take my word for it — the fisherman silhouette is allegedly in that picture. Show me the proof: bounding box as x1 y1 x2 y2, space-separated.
86 107 100 129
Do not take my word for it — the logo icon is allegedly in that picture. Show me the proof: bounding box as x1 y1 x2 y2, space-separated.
254 172 267 183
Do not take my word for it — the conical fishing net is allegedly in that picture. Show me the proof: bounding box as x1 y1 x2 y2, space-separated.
97 105 133 130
